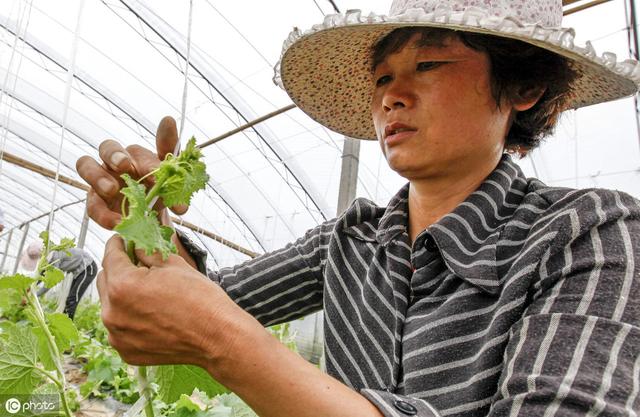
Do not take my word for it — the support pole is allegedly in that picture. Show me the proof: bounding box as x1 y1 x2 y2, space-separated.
309 136 361 366
12 223 29 274
563 0 613 15
626 0 640 152
336 137 361 215
0 150 258 257
197 104 296 149
1 229 13 273
77 203 90 249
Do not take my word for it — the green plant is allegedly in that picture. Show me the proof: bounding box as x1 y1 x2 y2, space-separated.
113 137 223 417
158 389 257 417
115 137 208 262
0 232 79 417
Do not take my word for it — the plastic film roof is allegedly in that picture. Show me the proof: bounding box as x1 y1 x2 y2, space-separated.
0 0 639 272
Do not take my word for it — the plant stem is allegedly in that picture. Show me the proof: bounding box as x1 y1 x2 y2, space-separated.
144 180 165 207
25 288 73 417
34 367 62 388
123 240 155 417
127 239 137 265
138 366 155 417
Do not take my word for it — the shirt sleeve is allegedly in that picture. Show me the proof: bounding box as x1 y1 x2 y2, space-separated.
177 220 336 327
490 190 640 416
361 390 441 417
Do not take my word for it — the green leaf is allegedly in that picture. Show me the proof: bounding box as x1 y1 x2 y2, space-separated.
46 312 79 351
84 348 123 383
0 289 24 320
115 174 177 260
0 274 35 292
176 394 202 413
120 174 148 214
33 382 58 395
0 325 42 395
39 231 75 253
31 313 79 371
155 365 228 404
41 267 65 289
114 209 176 259
52 238 75 253
31 326 55 371
79 380 105 399
156 137 209 207
213 393 257 417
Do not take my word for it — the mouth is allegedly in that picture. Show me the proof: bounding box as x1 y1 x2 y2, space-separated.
384 123 417 141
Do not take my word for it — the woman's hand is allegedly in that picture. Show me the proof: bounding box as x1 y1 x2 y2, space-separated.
76 116 187 230
96 235 253 368
97 237 383 417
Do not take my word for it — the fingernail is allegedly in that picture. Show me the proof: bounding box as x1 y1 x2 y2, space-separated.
111 151 128 168
97 178 114 195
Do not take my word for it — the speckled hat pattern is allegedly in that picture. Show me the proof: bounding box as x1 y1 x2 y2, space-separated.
274 0 640 140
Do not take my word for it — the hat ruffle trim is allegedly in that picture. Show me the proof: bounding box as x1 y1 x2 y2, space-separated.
274 6 640 89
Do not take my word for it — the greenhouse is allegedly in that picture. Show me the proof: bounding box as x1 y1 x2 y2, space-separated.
0 0 639 416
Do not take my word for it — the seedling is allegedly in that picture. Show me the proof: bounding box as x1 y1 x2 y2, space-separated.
113 137 228 417
0 232 78 417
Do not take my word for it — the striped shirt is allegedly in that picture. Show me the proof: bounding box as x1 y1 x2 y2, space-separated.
191 155 640 417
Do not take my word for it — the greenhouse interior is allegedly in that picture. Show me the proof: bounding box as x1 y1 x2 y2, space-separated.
0 0 639 416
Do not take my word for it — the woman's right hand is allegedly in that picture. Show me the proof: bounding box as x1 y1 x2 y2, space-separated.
76 116 188 230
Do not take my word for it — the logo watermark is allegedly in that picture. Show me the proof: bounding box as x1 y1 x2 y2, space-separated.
1 395 59 416
4 399 19 415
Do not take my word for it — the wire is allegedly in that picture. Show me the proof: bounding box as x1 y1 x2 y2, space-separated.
312 0 326 15
0 0 33 181
177 0 193 146
45 0 85 243
327 0 341 13
149 0 194 211
203 0 272 66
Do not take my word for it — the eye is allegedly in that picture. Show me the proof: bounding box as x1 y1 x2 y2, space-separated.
416 61 442 72
375 74 392 87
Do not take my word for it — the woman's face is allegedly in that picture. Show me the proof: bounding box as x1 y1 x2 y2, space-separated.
371 34 512 182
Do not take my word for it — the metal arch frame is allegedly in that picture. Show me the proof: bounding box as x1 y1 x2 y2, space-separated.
0 177 104 262
115 0 332 221
0 147 261 259
105 0 321 243
0 119 78 172
0 17 268 252
0 196 106 264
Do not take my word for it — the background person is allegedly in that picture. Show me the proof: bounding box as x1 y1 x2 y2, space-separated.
21 240 98 319
76 0 640 416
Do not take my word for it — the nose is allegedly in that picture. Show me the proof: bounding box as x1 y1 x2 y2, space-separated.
381 77 415 113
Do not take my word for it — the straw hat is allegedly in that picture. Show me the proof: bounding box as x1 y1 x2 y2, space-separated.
274 0 640 140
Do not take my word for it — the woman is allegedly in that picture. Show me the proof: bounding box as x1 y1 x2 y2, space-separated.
76 0 640 416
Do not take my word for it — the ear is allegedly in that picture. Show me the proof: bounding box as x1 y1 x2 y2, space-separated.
512 85 546 112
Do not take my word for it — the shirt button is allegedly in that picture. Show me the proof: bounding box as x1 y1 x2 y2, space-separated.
424 235 438 252
393 400 417 415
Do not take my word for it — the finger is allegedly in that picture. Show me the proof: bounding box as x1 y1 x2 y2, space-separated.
126 144 162 182
76 156 120 200
96 270 107 304
170 204 188 215
136 247 186 269
103 234 139 274
99 140 135 175
156 116 179 160
86 189 121 230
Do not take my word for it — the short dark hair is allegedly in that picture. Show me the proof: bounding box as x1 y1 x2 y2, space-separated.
370 27 577 154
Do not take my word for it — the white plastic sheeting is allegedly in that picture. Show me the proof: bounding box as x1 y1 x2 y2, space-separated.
0 0 638 272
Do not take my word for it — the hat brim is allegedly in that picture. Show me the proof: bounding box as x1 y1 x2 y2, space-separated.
275 9 640 140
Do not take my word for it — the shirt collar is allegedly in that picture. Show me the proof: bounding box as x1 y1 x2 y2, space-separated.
343 154 528 295
428 155 528 294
